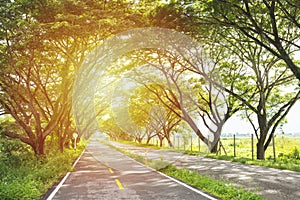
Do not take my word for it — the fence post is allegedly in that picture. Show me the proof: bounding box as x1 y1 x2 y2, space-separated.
233 134 236 157
198 138 201 153
251 134 254 160
177 135 180 149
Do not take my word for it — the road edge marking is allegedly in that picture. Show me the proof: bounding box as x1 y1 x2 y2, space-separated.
46 149 86 200
157 171 219 200
72 149 86 168
46 172 71 200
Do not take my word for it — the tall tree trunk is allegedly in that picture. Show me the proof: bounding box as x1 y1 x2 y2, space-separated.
166 136 173 147
36 134 46 156
59 137 64 153
257 139 265 160
210 129 221 153
159 138 163 147
210 140 219 153
157 133 164 147
146 137 151 144
136 137 142 144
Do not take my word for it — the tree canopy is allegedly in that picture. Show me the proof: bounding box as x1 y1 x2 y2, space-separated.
0 0 299 160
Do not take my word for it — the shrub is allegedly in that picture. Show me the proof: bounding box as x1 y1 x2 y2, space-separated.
0 142 84 199
290 147 300 160
0 178 41 200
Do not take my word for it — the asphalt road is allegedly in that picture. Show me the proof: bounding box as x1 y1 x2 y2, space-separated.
45 138 217 200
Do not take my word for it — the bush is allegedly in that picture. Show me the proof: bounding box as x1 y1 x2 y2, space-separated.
0 178 41 200
0 142 84 199
290 147 300 160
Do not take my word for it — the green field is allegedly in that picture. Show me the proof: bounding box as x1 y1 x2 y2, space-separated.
145 135 300 158
135 135 300 171
219 136 300 159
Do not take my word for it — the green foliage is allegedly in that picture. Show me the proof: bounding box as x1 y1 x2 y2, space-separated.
0 123 32 167
0 178 41 200
290 147 300 160
0 139 85 200
0 137 30 165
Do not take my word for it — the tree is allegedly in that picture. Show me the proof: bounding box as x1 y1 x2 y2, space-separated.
98 113 132 141
36 0 146 143
126 49 224 152
129 84 181 147
154 1 300 159
195 0 300 80
200 29 300 160
148 2 241 153
0 0 150 155
0 0 69 156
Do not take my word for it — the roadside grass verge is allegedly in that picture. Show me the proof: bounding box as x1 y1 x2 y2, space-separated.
160 165 263 200
103 140 264 200
207 154 300 172
0 144 85 200
115 139 300 172
115 139 162 150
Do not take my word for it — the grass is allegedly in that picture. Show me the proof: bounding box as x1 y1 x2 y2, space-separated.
115 139 163 150
0 143 85 200
103 140 264 200
207 154 300 172
116 136 300 172
160 165 263 200
208 136 300 172
220 136 300 160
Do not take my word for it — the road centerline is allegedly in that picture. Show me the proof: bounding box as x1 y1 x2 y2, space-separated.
109 168 114 174
115 178 125 190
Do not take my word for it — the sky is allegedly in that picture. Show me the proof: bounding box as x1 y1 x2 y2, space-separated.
222 102 300 134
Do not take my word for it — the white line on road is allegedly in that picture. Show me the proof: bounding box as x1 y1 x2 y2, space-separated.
157 171 219 200
46 172 71 200
72 149 85 168
46 149 85 200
